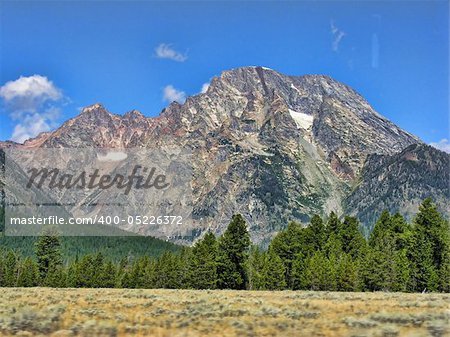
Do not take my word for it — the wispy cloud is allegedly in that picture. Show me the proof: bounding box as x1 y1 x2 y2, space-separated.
371 33 380 69
200 82 210 94
0 75 64 143
430 139 450 153
330 20 346 52
11 113 53 143
163 85 186 103
155 43 187 62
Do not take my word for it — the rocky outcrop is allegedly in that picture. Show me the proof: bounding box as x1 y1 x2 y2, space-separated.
344 143 450 229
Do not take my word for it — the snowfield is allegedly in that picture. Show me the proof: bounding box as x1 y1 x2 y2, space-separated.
289 109 314 130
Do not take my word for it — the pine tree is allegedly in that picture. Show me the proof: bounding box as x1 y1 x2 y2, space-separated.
247 245 265 290
189 231 218 289
291 252 308 290
369 210 392 247
16 257 38 287
121 270 133 288
261 248 286 290
141 258 157 289
4 250 18 286
367 211 411 291
338 216 367 259
136 256 151 288
269 221 305 288
0 252 5 287
95 253 105 277
44 264 67 287
66 260 78 288
76 254 95 287
362 235 410 292
323 231 343 260
390 213 412 250
116 256 129 287
324 212 344 263
394 249 411 292
92 252 105 288
408 198 448 292
336 253 359 291
438 246 450 293
216 214 251 289
307 214 326 251
154 251 182 289
174 248 190 289
304 251 336 291
126 258 142 288
361 247 387 291
34 226 63 282
101 260 117 288
326 211 341 237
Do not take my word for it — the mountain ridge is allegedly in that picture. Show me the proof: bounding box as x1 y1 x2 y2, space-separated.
1 66 447 244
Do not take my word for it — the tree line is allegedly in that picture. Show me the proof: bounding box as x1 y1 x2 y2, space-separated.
0 233 179 262
0 198 448 292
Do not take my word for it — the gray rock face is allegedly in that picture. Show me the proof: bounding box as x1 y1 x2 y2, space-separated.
344 143 450 230
1 66 447 244
40 104 154 148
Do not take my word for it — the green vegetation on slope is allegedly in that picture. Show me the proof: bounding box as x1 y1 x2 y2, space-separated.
0 234 180 263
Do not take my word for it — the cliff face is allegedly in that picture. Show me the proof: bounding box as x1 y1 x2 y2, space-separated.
344 143 450 229
1 66 447 244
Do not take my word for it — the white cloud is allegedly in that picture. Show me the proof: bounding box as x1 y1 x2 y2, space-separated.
11 113 51 143
0 75 64 143
155 43 187 62
0 75 62 113
430 139 450 153
200 82 210 94
163 85 186 104
330 20 346 52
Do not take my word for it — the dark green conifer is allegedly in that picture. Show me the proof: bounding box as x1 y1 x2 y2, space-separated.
216 214 251 289
261 248 286 290
247 245 265 290
408 198 449 292
189 231 218 289
16 257 39 287
34 226 63 282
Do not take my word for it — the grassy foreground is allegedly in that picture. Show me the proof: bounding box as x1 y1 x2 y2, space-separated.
0 288 448 337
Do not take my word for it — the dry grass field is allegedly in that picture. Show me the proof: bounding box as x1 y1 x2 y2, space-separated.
0 288 448 337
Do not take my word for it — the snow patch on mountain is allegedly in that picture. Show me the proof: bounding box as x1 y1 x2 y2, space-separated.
288 109 313 130
290 83 302 95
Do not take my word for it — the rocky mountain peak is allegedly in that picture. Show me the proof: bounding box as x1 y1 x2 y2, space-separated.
81 102 107 113
22 131 52 147
78 103 113 121
124 109 145 120
179 66 420 177
1 66 445 245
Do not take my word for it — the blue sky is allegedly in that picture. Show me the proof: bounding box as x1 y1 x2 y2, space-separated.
0 1 448 150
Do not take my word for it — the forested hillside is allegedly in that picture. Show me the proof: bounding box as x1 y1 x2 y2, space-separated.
0 205 180 261
0 198 448 292
0 235 180 262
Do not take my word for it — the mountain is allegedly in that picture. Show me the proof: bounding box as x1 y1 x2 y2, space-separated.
1 66 448 244
345 143 449 228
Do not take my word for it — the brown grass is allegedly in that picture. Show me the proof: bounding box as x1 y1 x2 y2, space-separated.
0 288 448 336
